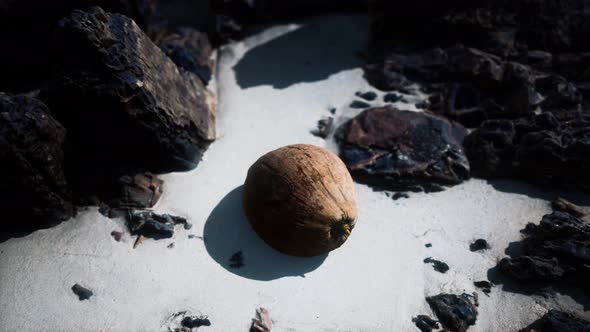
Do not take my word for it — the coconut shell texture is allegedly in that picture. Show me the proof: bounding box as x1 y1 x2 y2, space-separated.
242 144 358 257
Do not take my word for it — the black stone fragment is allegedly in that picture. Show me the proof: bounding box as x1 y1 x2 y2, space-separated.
469 239 490 252
426 293 478 332
424 257 450 273
473 281 492 295
412 315 439 332
392 192 410 200
355 91 378 101
337 106 470 193
311 117 334 139
425 243 432 248
110 231 123 242
126 211 188 240
519 310 590 332
181 316 211 329
229 251 244 268
383 93 402 103
350 100 372 109
72 284 93 301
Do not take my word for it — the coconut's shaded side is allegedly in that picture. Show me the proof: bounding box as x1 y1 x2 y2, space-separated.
242 144 358 257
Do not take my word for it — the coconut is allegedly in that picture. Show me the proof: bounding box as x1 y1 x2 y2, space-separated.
242 144 358 257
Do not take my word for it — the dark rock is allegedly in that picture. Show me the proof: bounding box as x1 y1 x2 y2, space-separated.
157 27 214 85
383 93 402 103
167 242 174 249
110 231 123 242
0 0 161 93
229 250 244 269
425 243 432 248
181 316 211 329
71 283 93 301
126 211 188 240
0 93 73 235
465 111 590 191
473 281 492 295
469 239 490 252
392 192 409 200
415 100 430 109
349 100 372 109
426 293 478 332
329 107 337 114
337 106 470 192
100 173 164 211
311 116 334 139
42 7 215 174
497 211 590 289
519 310 590 332
412 314 440 332
184 223 193 230
355 91 378 101
424 257 450 273
552 198 586 218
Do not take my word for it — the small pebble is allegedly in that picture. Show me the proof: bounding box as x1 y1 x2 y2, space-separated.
167 242 175 249
470 239 490 252
355 91 378 101
110 231 123 242
181 316 211 328
424 257 449 273
184 223 193 230
71 284 93 301
349 100 371 109
425 243 432 248
383 93 402 103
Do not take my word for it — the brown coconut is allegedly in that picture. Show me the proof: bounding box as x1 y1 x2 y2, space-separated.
242 144 358 257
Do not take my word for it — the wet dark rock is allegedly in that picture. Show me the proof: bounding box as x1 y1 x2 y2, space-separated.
473 281 492 295
412 314 439 332
110 231 123 242
383 93 402 103
42 7 215 175
426 293 478 332
0 93 73 235
181 316 211 329
157 27 214 85
229 250 244 269
465 111 590 191
311 117 334 139
126 211 188 240
552 198 587 218
470 239 490 252
424 257 450 273
519 310 590 332
355 91 378 101
337 106 470 192
497 211 590 289
349 100 372 109
71 284 93 301
0 0 160 93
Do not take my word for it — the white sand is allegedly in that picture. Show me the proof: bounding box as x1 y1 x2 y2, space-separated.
1 14 588 332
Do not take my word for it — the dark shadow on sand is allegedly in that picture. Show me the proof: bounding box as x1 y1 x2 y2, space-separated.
203 186 327 281
233 15 367 89
487 179 590 206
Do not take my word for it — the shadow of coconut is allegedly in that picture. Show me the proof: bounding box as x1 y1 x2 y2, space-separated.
203 185 328 281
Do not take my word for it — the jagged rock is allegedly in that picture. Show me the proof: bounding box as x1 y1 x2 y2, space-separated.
465 111 590 191
42 7 215 174
519 310 590 332
0 93 73 234
412 315 439 332
424 257 450 273
0 0 160 93
101 173 163 210
311 116 334 139
126 211 188 240
426 293 478 332
337 106 470 192
497 211 590 289
157 27 214 85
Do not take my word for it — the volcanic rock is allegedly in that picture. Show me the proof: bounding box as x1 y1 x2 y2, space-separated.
71 283 93 301
349 100 372 109
0 93 73 234
157 27 214 85
426 293 478 332
42 7 215 175
412 315 439 332
497 211 590 290
424 257 450 273
473 281 492 295
469 239 490 252
355 91 378 101
519 310 590 332
465 111 590 191
126 211 188 240
337 106 470 192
